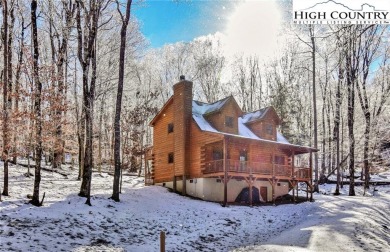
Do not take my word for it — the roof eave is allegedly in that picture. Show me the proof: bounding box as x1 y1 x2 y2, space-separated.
149 96 173 126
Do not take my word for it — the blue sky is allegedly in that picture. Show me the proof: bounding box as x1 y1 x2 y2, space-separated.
133 0 236 48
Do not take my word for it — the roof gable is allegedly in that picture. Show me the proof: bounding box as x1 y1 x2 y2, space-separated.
192 96 242 116
241 106 281 125
149 96 173 126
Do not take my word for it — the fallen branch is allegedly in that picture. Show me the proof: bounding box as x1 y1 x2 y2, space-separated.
16 162 69 177
40 192 45 206
326 154 350 179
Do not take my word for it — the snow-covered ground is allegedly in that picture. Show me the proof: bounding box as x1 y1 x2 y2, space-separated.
1 164 389 252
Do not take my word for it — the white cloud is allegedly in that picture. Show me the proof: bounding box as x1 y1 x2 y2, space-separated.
223 0 284 59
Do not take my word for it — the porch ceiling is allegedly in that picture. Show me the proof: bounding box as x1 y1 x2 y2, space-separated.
221 134 318 155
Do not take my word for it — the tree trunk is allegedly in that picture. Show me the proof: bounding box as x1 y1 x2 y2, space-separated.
53 2 74 169
98 96 104 173
2 0 10 196
334 53 343 195
345 29 356 196
347 81 355 196
73 57 85 180
2 0 9 196
30 0 43 206
76 0 101 206
309 25 319 193
112 0 132 202
79 44 97 204
13 11 25 165
363 115 370 189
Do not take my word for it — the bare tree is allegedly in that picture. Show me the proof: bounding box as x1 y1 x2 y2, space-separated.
1 0 10 197
47 0 76 169
334 48 343 195
355 26 385 190
192 36 225 102
111 0 132 202
30 0 44 206
76 0 107 205
309 25 319 193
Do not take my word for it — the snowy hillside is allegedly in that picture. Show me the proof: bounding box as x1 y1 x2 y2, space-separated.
1 164 389 251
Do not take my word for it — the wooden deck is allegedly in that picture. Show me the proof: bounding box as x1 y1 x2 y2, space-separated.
202 159 311 181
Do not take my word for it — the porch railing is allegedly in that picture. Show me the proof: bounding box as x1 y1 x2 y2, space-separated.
203 159 310 179
293 167 311 179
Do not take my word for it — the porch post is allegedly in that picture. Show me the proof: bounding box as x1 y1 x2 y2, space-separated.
306 183 309 201
223 136 228 207
292 150 295 203
309 150 313 201
292 181 296 202
272 151 275 178
249 176 253 206
272 150 275 205
272 178 275 205
291 150 295 177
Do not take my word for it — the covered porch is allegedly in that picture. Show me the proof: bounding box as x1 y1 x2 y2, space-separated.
199 135 316 206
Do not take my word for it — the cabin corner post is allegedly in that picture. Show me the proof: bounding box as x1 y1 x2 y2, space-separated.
223 136 228 207
309 150 313 201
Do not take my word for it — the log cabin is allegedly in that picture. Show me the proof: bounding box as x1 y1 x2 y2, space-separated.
146 76 317 206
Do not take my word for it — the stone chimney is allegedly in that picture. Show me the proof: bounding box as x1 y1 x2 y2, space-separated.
173 75 193 195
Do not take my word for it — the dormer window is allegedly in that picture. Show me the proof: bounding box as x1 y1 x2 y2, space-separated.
225 116 234 128
265 124 273 135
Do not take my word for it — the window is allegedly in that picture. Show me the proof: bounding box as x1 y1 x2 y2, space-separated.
239 150 248 161
213 149 223 160
225 116 234 128
265 124 273 135
168 123 174 133
168 152 174 163
274 156 285 165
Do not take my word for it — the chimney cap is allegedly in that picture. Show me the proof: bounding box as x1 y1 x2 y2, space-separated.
180 75 185 80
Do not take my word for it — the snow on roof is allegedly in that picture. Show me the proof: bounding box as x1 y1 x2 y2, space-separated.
276 132 290 144
241 108 268 124
192 113 219 133
192 103 291 145
238 117 261 140
190 98 320 152
192 97 230 115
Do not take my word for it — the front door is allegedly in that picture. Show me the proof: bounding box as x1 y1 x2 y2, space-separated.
260 186 268 202
239 150 248 172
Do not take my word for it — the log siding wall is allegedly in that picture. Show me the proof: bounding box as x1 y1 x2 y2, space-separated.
153 102 175 183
